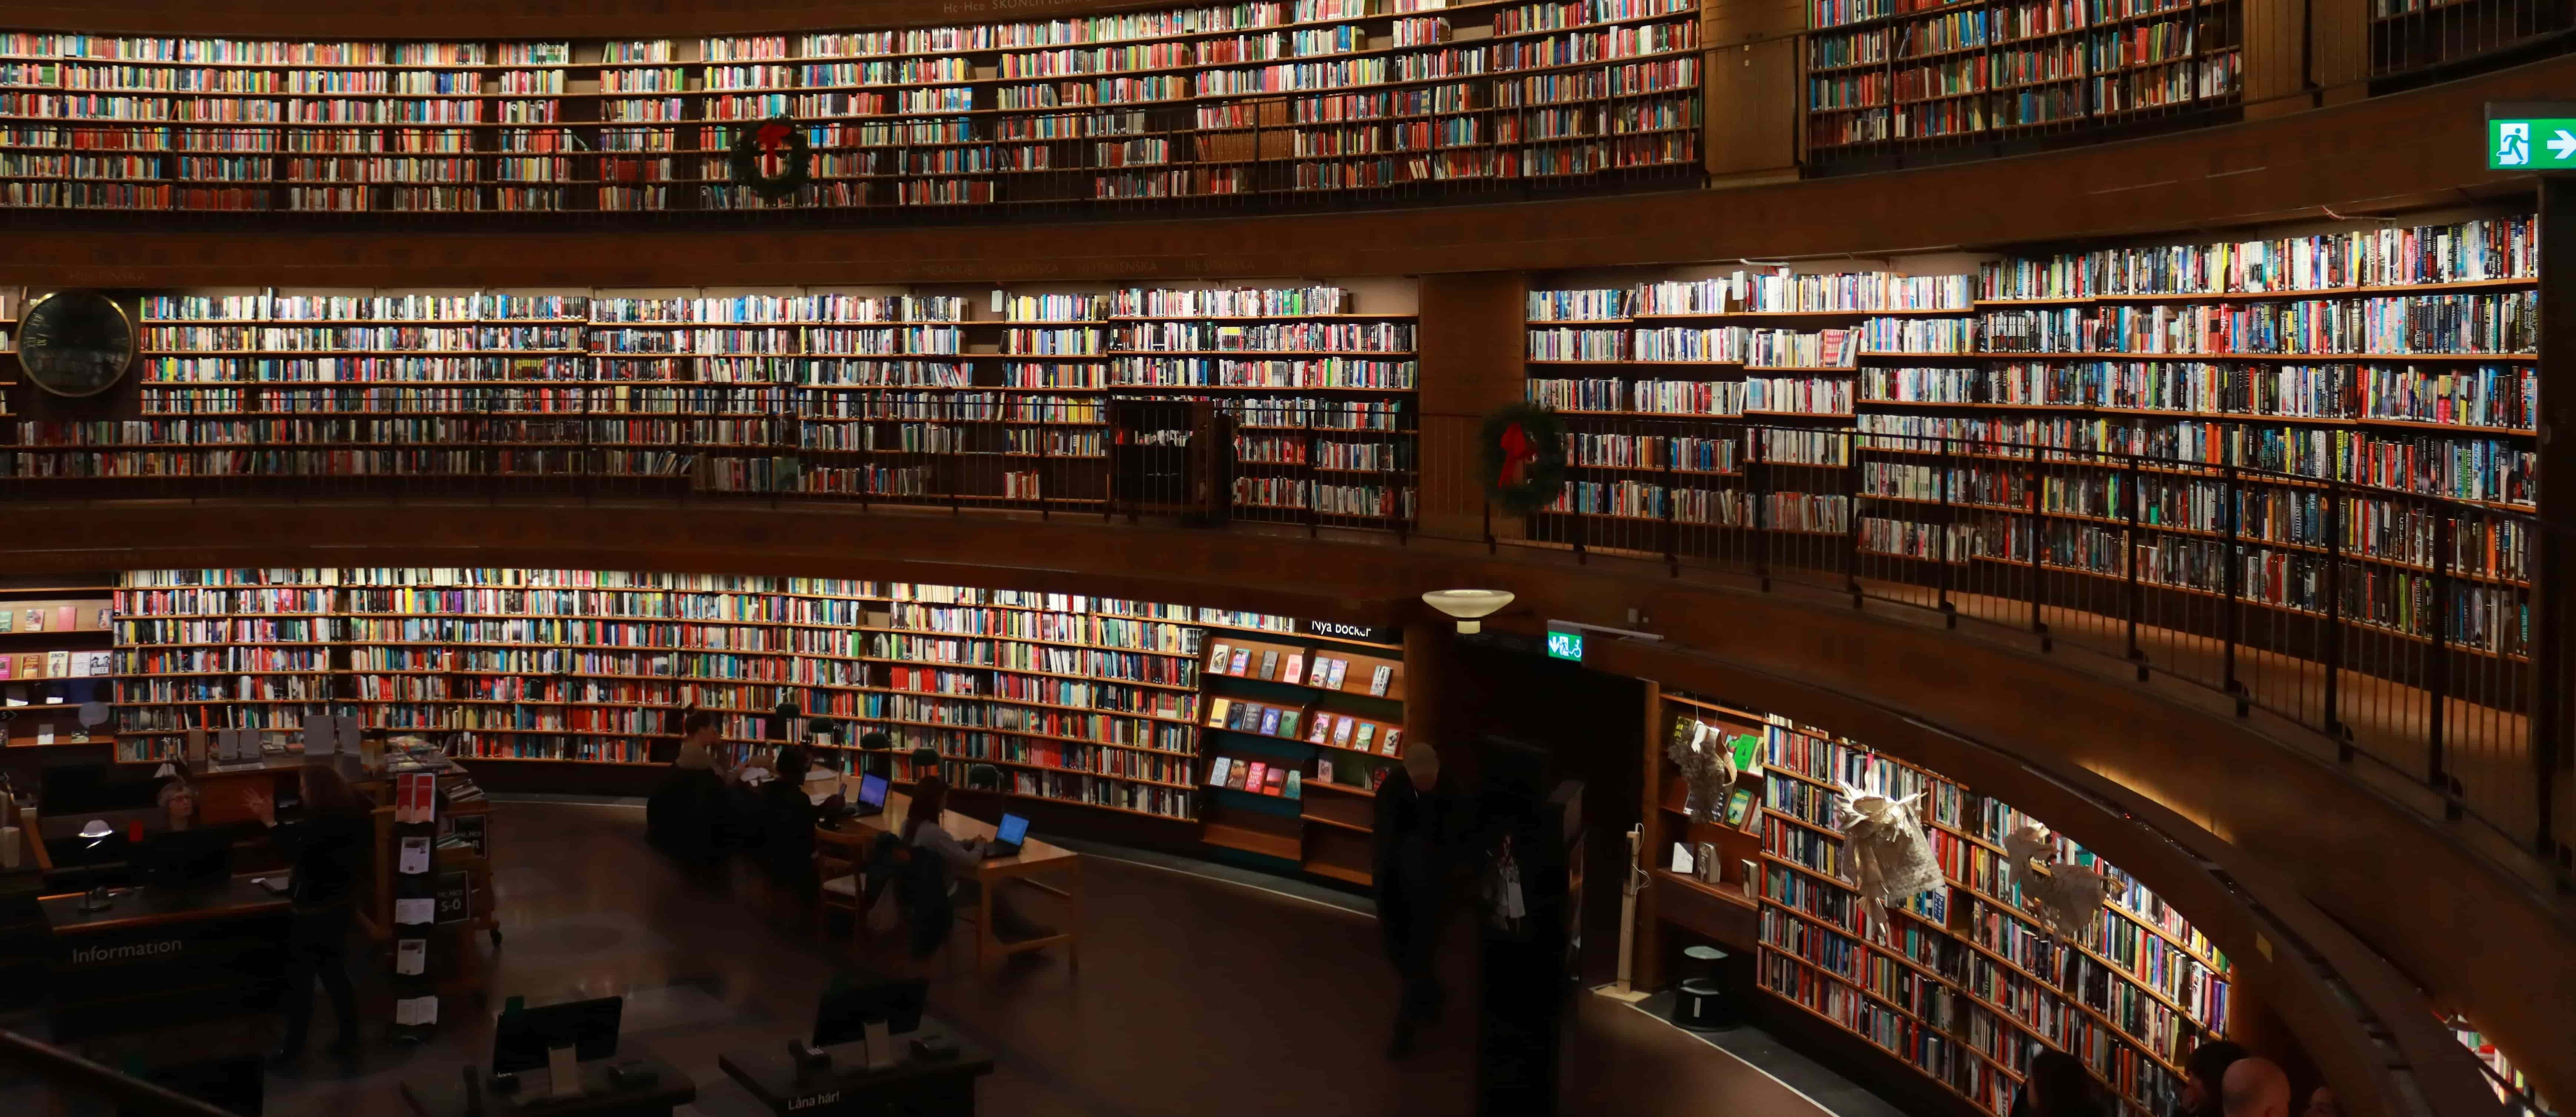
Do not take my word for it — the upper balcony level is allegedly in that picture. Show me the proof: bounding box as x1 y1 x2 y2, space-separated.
0 0 2565 233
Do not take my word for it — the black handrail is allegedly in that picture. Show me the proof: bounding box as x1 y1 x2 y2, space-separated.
0 1028 244 1117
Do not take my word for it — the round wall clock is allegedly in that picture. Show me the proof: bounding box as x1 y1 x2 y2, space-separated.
17 290 136 398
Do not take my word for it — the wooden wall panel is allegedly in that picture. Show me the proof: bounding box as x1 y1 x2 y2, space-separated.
0 495 2558 1117
1703 0 1805 180
0 48 2556 288
1416 271 1528 541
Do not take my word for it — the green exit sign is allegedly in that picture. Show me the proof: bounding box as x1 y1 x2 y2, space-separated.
2487 102 2576 169
1545 628 1584 662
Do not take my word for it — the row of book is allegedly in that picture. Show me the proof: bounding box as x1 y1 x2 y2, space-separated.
99 569 1354 818
1750 715 2222 1113
1530 269 1978 319
1854 362 2536 431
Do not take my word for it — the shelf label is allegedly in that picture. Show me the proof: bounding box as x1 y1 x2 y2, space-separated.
1545 627 1584 663
2486 103 2576 169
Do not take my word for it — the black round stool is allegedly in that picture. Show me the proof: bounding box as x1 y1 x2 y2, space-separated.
1669 945 1733 1032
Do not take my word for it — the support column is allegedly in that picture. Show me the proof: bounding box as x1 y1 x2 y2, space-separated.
2536 179 2576 925
1417 272 1530 543
2245 0 2367 118
1703 0 1804 182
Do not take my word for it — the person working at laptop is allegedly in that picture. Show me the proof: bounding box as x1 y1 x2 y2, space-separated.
899 775 1054 944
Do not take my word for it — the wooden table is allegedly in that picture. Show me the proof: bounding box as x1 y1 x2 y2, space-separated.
816 781 1083 971
717 1020 995 1117
400 1051 695 1117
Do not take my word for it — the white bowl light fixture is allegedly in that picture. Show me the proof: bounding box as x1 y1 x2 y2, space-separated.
1422 589 1515 634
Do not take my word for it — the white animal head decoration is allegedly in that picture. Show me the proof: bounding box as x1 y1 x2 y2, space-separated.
1663 719 1736 824
1831 781 1944 928
2005 822 2117 940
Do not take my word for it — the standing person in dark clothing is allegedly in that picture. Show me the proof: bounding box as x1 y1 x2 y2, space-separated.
1374 739 1466 1060
254 761 376 1066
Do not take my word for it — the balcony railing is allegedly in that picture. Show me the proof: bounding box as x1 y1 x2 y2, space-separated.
1 403 2560 884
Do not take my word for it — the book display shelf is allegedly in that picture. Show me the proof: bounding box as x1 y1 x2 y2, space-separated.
95 567 1407 862
1651 694 2233 1117
0 0 1705 215
0 279 1420 528
1525 212 2537 662
1195 624 1406 883
1803 0 2243 167
0 578 114 749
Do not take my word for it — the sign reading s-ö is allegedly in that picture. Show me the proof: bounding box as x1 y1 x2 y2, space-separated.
2487 102 2576 169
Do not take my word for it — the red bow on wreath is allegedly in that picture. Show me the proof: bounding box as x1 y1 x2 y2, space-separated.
755 120 793 177
1499 422 1536 487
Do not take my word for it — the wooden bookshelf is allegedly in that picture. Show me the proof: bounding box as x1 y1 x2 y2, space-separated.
1523 215 2538 664
0 3 1704 216
103 567 1394 832
6 282 1420 528
1644 692 2238 1117
0 583 115 749
1803 0 2243 169
1194 624 1404 883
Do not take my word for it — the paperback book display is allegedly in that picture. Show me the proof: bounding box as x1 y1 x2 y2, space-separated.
0 0 1705 215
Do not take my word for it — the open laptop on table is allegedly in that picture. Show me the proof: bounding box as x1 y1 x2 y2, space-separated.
982 813 1028 860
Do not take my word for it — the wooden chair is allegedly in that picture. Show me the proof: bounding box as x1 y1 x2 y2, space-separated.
814 825 873 943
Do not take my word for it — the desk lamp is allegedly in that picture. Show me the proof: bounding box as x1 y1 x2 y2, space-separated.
77 820 116 911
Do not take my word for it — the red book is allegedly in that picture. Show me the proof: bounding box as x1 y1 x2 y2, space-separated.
1240 761 1267 790
54 606 76 631
1262 767 1288 796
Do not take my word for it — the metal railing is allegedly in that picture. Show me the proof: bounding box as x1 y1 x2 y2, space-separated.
0 1 2565 225
0 405 2559 876
1418 410 2558 875
0 396 1420 533
0 1028 244 1117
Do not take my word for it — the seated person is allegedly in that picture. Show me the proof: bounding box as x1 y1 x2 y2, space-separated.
752 747 821 900
647 712 732 865
157 772 198 831
899 775 1054 944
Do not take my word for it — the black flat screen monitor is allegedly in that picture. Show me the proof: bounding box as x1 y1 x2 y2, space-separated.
812 978 927 1048
491 997 623 1076
136 828 233 890
42 763 160 815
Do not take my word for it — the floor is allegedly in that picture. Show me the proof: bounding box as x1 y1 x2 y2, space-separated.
17 801 1868 1117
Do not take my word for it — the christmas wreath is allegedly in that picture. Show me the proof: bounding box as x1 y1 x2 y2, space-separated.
729 117 812 202
1479 402 1570 514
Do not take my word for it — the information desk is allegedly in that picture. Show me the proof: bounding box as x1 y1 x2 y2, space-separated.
42 873 293 1041
400 1051 695 1117
816 781 1083 970
718 1024 996 1117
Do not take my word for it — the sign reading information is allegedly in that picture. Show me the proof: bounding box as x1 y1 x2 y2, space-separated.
2487 102 2576 169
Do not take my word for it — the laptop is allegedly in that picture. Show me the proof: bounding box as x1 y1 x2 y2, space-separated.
984 813 1029 860
852 773 889 818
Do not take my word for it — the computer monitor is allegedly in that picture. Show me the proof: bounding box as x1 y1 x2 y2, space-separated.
490 997 624 1076
991 813 1029 855
812 977 927 1048
856 773 888 809
41 763 161 816
136 829 233 891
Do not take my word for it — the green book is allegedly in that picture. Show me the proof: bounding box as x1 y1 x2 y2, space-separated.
1278 710 1301 739
1731 734 1764 774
